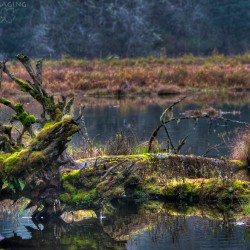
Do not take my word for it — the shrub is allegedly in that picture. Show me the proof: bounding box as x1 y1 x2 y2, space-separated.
230 128 250 166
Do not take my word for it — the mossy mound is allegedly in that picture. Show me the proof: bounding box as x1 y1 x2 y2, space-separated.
60 153 249 210
138 178 250 202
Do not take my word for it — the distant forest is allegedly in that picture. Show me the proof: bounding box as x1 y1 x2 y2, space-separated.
1 0 250 58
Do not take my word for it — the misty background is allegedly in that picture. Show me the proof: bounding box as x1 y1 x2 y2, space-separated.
1 0 250 58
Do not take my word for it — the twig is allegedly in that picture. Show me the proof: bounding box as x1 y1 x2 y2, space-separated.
148 124 163 152
176 135 189 154
16 53 37 83
202 142 225 157
36 59 43 84
162 124 176 152
63 96 74 116
160 96 188 123
100 160 128 181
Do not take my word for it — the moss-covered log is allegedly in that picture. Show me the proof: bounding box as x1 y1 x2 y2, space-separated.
59 154 249 214
0 117 78 202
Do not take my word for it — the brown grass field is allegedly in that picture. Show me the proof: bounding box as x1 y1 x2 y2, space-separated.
1 53 250 96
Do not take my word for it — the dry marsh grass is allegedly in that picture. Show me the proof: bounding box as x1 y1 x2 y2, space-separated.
231 128 250 166
1 54 250 96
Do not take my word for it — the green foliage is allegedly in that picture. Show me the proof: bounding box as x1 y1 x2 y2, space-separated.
62 170 81 182
72 189 97 207
1 179 15 193
240 199 250 214
17 178 25 191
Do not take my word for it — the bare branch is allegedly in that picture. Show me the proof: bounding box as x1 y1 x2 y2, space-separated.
63 96 74 116
162 124 176 152
76 105 85 122
100 160 128 181
16 53 37 83
36 59 43 84
148 124 163 152
202 142 225 157
176 135 189 154
160 96 188 123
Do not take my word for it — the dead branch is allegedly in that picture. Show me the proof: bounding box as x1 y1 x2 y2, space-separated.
1 54 75 123
100 160 128 181
176 135 189 154
202 142 225 157
149 96 250 153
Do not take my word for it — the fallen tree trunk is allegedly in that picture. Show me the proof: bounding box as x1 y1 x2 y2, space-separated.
0 148 249 219
59 154 249 215
0 117 78 202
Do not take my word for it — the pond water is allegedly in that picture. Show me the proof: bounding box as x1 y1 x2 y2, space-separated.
75 93 250 158
0 92 249 158
0 200 250 250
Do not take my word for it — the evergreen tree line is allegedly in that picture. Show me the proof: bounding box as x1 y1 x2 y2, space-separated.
1 0 250 58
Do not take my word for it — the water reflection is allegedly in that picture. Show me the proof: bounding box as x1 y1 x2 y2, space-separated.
1 200 250 250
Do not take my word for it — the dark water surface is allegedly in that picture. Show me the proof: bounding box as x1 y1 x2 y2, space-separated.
0 200 250 250
77 93 250 157
1 93 249 157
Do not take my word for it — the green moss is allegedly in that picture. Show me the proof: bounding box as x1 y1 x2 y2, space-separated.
163 181 200 199
0 150 30 178
15 78 34 93
33 118 78 145
63 181 76 193
62 170 81 182
0 153 12 162
102 186 124 198
0 98 12 106
82 168 94 177
81 176 99 189
43 122 56 129
23 115 36 125
162 179 250 201
3 151 22 175
28 151 45 163
230 159 247 168
14 103 23 113
55 108 62 121
141 183 162 196
72 189 97 207
59 193 72 203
